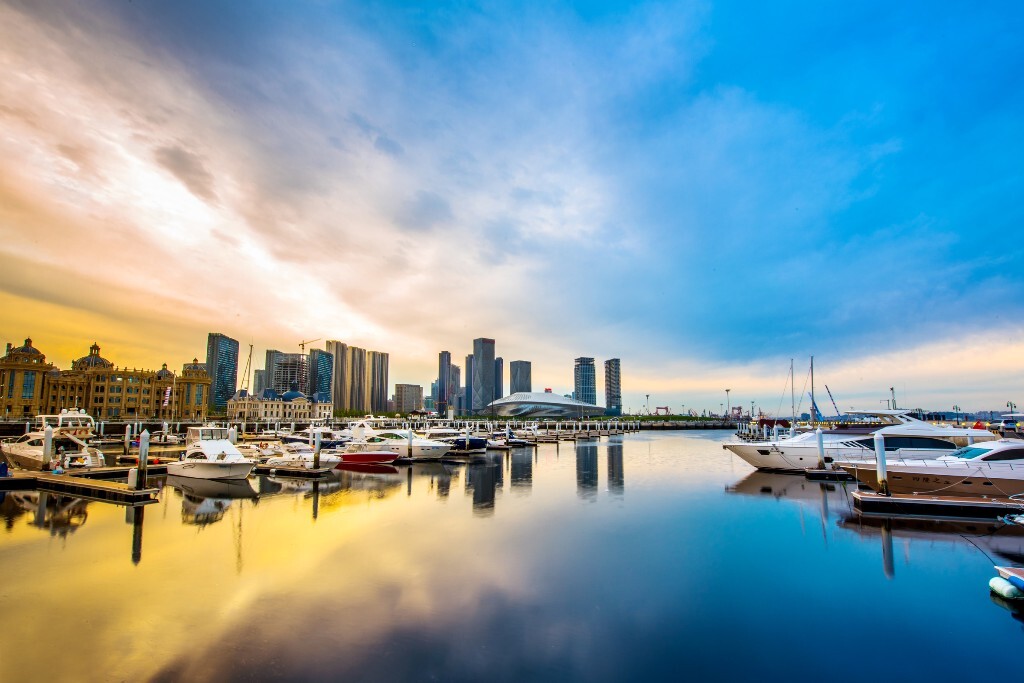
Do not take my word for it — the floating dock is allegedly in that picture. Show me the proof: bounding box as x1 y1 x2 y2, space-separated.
0 471 158 505
853 490 1024 520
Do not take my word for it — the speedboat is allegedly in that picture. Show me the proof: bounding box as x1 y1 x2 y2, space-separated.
166 427 255 480
722 409 995 473
281 426 349 449
322 441 400 465
837 438 1024 497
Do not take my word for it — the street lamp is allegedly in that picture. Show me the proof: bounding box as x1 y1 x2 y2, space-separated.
1009 401 1017 414
725 389 731 418
646 394 650 415
953 404 961 426
751 400 755 419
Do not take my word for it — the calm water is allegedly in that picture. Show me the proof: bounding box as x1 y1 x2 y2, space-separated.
2 431 1022 682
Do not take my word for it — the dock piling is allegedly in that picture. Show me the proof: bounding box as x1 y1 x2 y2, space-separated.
313 431 322 469
815 428 825 469
873 433 889 496
124 424 133 456
137 430 150 491
43 425 54 470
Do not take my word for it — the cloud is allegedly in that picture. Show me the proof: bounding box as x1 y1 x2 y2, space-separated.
154 144 218 202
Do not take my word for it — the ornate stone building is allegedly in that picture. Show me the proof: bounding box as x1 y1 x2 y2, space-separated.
227 388 333 424
0 338 211 421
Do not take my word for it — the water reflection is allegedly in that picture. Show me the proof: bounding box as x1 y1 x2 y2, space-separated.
510 449 533 492
838 514 1024 571
465 454 502 516
575 442 598 501
607 442 624 496
0 491 89 537
165 475 257 527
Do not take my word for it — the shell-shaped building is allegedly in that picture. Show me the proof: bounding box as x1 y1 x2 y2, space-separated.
486 392 605 418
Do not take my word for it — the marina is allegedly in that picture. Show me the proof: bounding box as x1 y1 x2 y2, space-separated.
2 430 1023 682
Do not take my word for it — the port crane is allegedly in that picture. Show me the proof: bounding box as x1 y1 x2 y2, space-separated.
299 338 322 353
241 343 253 391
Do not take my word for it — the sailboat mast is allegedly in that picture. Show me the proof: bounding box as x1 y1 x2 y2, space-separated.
790 358 795 427
810 355 816 424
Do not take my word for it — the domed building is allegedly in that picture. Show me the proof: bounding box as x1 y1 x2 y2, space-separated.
1 337 212 421
227 382 333 424
0 338 55 418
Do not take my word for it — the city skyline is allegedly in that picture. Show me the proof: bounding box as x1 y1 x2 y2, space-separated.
1 2 1022 413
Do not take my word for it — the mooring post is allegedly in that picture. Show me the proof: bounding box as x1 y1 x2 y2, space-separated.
228 426 237 444
874 432 889 496
137 430 150 491
124 424 133 456
815 427 825 469
407 428 414 459
42 425 54 470
314 431 322 469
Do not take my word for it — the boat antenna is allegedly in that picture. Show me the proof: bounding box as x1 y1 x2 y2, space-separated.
810 356 815 424
790 359 796 427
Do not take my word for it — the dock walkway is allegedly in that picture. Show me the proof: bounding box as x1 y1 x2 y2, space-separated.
0 470 158 505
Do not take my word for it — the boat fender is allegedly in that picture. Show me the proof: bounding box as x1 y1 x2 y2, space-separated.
989 576 1024 600
1007 574 1024 593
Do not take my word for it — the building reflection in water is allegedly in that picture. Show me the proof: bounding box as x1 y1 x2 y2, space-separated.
576 443 598 501
465 454 502 516
414 462 454 499
607 442 624 496
510 449 533 492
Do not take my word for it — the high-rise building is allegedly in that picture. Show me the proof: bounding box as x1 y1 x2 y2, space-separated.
395 384 423 413
369 351 389 413
510 360 532 394
604 358 622 416
264 349 281 384
349 346 368 412
253 369 268 395
472 338 495 414
325 340 351 411
465 354 474 416
308 349 333 401
272 353 308 394
494 357 504 400
437 351 451 416
206 333 239 412
574 357 596 406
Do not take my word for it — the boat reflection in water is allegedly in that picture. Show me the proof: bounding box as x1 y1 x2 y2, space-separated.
0 491 90 538
413 461 458 500
726 471 856 543
509 449 533 493
165 475 257 527
838 513 1024 579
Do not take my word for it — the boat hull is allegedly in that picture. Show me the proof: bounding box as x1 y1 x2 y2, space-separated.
841 462 1024 497
166 461 254 480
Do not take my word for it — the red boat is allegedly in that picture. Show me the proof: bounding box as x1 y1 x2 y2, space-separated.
335 462 401 475
324 444 399 466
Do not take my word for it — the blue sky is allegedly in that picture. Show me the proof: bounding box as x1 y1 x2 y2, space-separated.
1 0 1022 412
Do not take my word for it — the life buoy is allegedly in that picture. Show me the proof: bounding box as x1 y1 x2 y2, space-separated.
259 442 268 449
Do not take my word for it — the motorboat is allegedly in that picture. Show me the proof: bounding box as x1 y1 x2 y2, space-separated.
322 441 400 465
0 409 106 470
837 438 1024 497
722 409 995 473
420 427 487 454
166 427 255 480
281 426 349 449
363 430 451 460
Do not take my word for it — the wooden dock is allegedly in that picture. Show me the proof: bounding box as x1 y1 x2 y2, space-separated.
0 471 158 505
853 490 1024 520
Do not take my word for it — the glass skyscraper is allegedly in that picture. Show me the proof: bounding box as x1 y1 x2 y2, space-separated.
574 357 596 406
604 358 621 416
437 351 451 416
308 348 333 401
494 357 504 400
472 338 495 414
510 360 532 394
464 354 473 416
205 333 239 412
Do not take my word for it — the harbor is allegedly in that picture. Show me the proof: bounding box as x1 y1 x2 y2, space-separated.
2 429 1024 681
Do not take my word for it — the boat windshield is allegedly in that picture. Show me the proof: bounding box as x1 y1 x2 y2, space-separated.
946 446 989 460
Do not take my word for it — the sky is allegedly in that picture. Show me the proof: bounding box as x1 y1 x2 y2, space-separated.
1 0 1022 415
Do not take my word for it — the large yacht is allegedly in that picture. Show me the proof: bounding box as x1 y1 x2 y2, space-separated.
0 409 106 470
837 438 1024 497
722 409 995 473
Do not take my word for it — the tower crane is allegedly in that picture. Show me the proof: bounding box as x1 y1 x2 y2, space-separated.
299 338 322 353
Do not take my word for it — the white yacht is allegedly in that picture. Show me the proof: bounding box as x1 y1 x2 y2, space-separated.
722 409 995 473
166 427 255 480
837 438 1024 497
363 430 451 460
0 409 105 470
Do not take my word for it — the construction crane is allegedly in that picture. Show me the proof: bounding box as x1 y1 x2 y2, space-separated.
299 338 322 353
824 384 842 417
